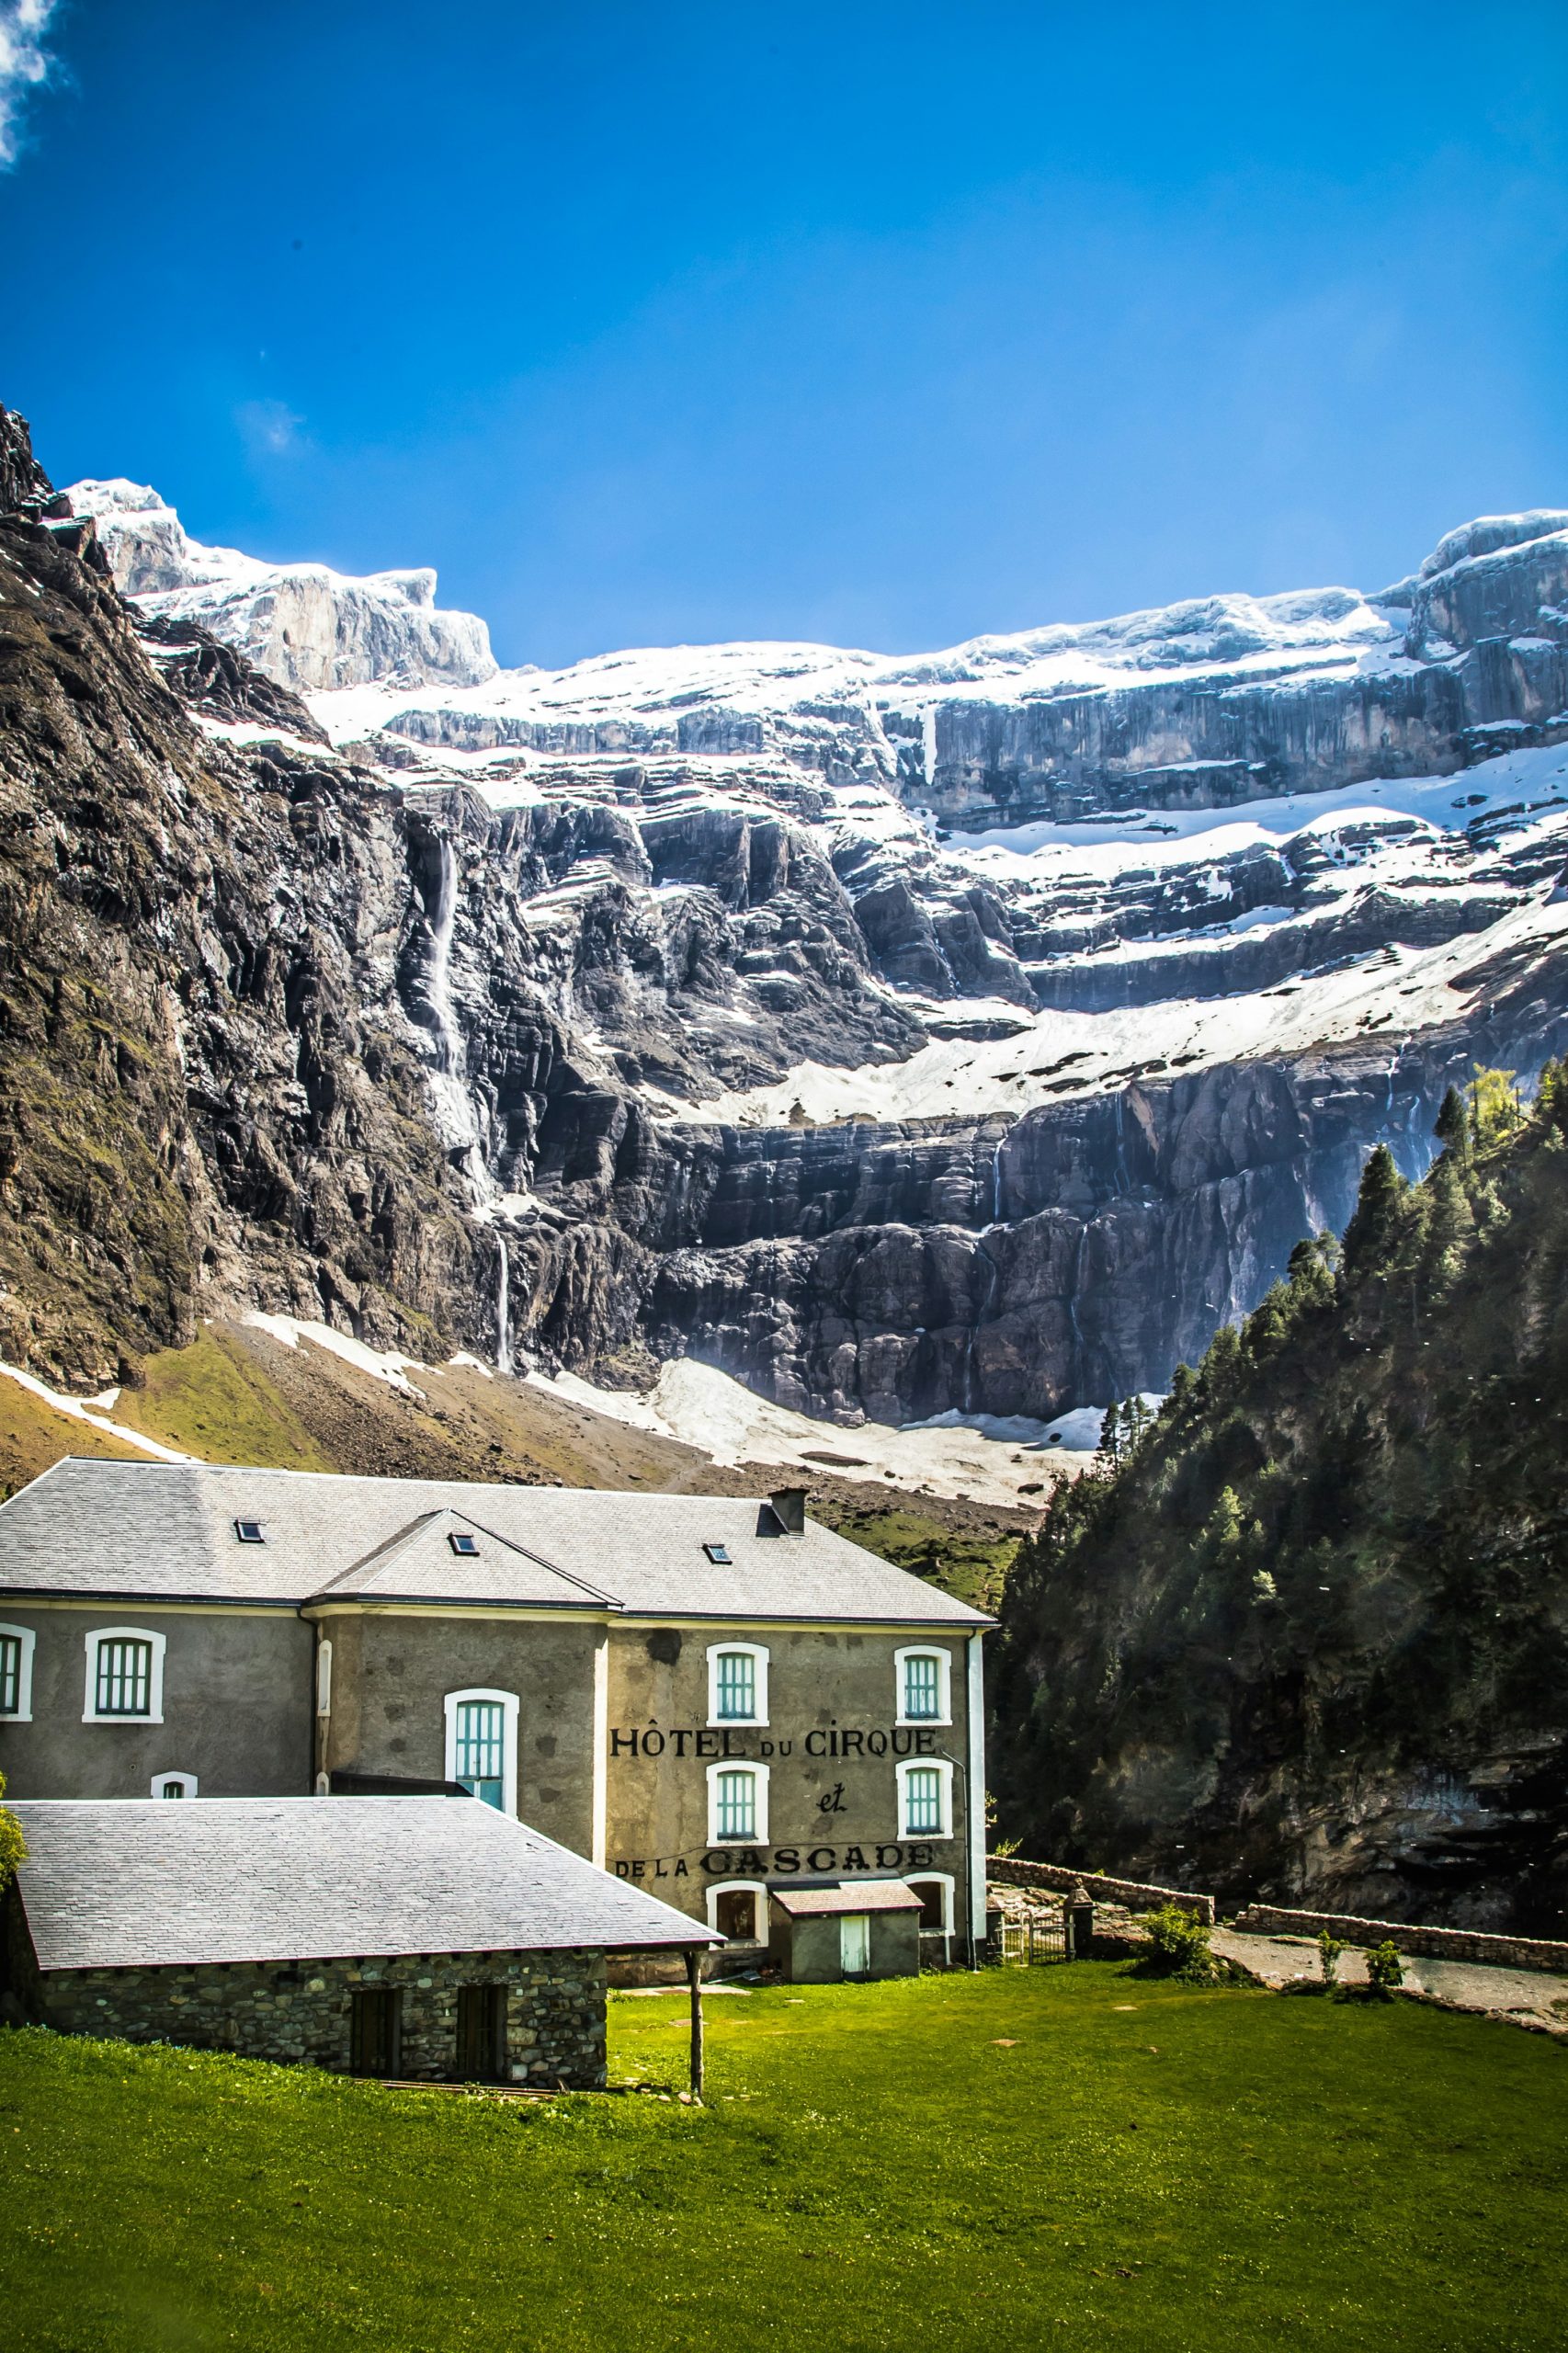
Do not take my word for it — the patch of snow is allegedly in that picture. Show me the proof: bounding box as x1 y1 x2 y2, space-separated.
667 883 1568 1128
242 1313 427 1399
526 1358 1075 1506
0 1363 198 1462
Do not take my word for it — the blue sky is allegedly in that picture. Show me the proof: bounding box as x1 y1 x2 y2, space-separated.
2 3 1565 667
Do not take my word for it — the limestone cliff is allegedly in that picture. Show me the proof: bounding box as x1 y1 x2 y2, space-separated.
6 399 1568 1459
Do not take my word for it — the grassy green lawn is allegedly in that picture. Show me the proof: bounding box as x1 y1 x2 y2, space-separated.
4 1964 1564 2352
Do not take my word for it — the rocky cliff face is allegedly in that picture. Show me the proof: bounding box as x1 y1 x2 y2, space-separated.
6 404 1567 1455
0 418 481 1383
67 478 496 691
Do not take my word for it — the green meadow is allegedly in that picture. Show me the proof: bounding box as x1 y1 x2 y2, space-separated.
3 1964 1563 2352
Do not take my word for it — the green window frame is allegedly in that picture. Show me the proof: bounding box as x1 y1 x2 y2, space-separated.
714 1768 756 1842
714 1652 756 1721
454 1699 506 1809
903 1654 940 1720
96 1637 153 1718
0 1631 20 1718
903 1766 943 1836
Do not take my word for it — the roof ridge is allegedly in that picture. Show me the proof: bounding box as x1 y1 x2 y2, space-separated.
307 1509 444 1595
305 1504 623 1608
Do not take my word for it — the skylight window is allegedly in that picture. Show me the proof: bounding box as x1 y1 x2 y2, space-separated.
702 1542 732 1565
233 1519 266 1545
449 1531 481 1557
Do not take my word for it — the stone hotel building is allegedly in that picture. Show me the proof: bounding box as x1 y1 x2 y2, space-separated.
0 1461 992 1965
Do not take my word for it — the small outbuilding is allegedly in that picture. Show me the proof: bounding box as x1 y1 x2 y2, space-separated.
2 1797 714 2087
769 1880 924 1983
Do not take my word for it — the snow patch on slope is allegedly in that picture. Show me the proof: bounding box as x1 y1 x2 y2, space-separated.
527 1358 1077 1506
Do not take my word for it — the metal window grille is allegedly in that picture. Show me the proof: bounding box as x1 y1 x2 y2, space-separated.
0 1634 18 1717
903 1654 940 1719
903 1766 942 1836
715 1652 755 1720
455 1699 506 1808
714 1769 756 1841
96 1637 152 1717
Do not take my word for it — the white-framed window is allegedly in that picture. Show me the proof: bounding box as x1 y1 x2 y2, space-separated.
706 1880 768 1943
444 1688 519 1813
0 1622 36 1721
904 1870 955 1936
84 1626 165 1723
151 1771 199 1799
894 1645 951 1726
707 1641 769 1727
896 1756 953 1839
706 1760 769 1845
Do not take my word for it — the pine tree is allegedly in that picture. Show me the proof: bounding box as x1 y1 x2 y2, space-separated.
1434 1086 1470 1160
1421 1154 1475 1298
1199 1322 1243 1400
1342 1144 1409 1280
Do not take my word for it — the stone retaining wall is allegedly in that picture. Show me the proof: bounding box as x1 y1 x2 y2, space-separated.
1231 1906 1568 1974
23 1948 608 2086
988 1858 1216 1926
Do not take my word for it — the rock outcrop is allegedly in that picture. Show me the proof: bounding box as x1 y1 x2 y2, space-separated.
65 478 496 691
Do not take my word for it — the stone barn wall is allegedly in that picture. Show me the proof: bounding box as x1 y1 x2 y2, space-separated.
8 1927 608 2086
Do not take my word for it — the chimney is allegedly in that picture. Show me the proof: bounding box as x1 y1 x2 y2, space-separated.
767 1486 806 1535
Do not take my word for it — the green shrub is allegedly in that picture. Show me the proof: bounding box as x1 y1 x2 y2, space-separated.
1141 1903 1215 1981
0 1768 26 1895
1317 1928 1345 1987
1365 1940 1404 1997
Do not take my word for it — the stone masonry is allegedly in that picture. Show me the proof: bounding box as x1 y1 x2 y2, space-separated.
17 1941 608 2087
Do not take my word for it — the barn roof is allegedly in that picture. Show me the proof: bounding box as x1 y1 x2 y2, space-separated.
10 1797 716 1972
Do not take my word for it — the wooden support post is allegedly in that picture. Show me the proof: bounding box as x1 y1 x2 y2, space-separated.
686 1947 705 2101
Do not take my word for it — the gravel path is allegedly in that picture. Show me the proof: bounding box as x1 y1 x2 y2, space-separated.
1214 1929 1568 2034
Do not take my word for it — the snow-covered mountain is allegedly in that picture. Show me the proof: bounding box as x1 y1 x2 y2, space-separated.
48 462 1568 1439
69 478 495 692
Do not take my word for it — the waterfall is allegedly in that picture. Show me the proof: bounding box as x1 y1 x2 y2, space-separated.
423 833 480 1155
495 1236 513 1377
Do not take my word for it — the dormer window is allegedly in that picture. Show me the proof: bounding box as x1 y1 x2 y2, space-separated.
702 1542 732 1565
449 1531 480 1557
234 1519 265 1545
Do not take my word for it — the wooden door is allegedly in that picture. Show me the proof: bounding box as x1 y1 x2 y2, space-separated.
350 1988 400 2077
456 1984 506 2081
839 1913 871 1977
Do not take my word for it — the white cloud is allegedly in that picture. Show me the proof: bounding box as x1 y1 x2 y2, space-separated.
237 398 309 460
0 0 61 167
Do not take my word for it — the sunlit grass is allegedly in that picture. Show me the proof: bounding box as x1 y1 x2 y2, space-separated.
4 1964 1564 2351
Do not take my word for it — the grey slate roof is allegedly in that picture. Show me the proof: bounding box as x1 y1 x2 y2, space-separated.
11 1798 715 1971
771 1881 925 1915
0 1460 991 1627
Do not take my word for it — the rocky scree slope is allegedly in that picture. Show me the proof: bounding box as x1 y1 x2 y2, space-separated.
992 1081 1568 1932
7 403 1568 1435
